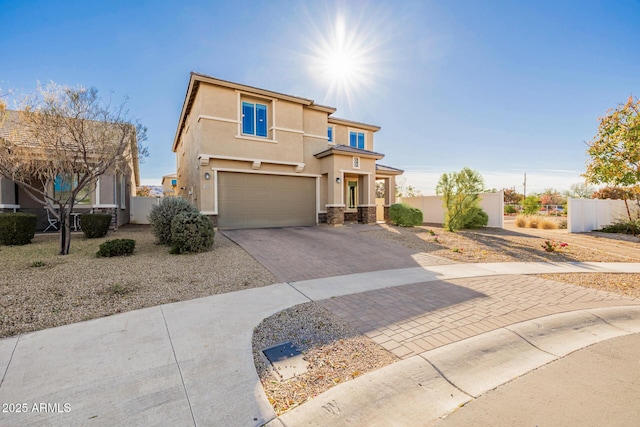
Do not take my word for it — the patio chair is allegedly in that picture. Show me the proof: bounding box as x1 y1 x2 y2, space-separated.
44 208 59 232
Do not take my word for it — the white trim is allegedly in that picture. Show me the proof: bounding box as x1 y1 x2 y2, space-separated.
0 204 20 211
273 126 304 134
272 98 277 140
234 134 277 143
212 168 321 220
347 127 367 150
198 115 239 124
340 171 344 205
95 178 101 205
316 176 320 222
235 89 276 102
325 204 346 207
93 204 118 208
201 154 304 169
212 168 320 178
340 169 372 175
318 210 327 214
359 204 377 207
304 133 330 140
213 169 218 214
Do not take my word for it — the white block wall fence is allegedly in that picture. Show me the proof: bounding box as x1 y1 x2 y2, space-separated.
400 191 504 228
567 198 636 233
130 196 161 224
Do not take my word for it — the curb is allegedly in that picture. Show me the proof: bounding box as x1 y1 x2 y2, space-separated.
269 306 640 427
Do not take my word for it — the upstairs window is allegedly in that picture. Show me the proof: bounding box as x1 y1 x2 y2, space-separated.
328 126 333 143
242 102 268 137
349 131 365 150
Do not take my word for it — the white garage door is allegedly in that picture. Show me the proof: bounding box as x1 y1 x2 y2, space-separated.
217 172 316 229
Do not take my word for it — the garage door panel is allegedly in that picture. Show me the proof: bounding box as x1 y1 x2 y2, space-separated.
218 172 316 229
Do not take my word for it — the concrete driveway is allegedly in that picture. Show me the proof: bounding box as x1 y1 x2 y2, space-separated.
222 225 447 282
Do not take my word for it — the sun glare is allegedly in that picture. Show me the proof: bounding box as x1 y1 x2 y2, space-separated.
304 11 385 111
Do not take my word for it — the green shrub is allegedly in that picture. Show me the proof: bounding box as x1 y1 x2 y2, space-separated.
170 212 214 254
599 220 640 235
389 203 423 227
148 197 198 245
522 195 541 214
0 213 37 245
97 239 136 257
80 213 111 238
504 204 517 214
461 206 488 228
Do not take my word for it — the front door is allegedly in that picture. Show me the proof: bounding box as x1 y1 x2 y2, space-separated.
347 180 358 210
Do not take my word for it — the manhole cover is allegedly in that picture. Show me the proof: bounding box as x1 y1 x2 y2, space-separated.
262 342 309 380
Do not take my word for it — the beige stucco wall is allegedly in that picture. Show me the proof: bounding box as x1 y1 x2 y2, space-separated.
173 79 391 215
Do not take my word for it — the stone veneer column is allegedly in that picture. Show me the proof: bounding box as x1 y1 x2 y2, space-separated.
326 206 345 225
384 206 390 222
205 214 218 228
358 206 377 224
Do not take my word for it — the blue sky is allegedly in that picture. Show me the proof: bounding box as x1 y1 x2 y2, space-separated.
2 0 639 194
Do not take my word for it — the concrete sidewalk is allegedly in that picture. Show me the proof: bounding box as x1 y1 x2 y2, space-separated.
1 262 639 426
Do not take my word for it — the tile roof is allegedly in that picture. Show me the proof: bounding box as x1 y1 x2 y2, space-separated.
314 144 385 159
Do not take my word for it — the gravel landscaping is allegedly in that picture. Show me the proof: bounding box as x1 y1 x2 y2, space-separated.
252 302 397 415
0 225 275 338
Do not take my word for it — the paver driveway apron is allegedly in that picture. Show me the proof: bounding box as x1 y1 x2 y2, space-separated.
222 226 445 282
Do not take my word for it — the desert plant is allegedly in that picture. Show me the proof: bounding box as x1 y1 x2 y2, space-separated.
79 213 111 238
148 197 198 245
106 282 132 296
0 212 37 245
538 217 559 230
527 216 540 228
170 212 215 254
504 204 517 215
389 203 423 227
522 195 541 214
515 215 527 227
462 206 489 228
436 167 486 231
542 240 568 252
96 239 136 257
599 219 640 235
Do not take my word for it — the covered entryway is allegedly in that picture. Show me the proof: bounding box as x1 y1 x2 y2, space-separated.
217 172 316 229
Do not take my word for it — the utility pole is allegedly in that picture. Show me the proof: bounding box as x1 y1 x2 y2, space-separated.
523 172 527 200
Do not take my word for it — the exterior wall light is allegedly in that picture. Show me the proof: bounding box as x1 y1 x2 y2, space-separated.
204 172 211 180
336 177 341 184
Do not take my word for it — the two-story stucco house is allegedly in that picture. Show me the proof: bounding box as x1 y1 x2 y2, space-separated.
171 72 403 229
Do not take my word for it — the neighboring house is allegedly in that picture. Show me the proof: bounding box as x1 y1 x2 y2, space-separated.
171 72 403 229
0 110 139 230
161 173 178 197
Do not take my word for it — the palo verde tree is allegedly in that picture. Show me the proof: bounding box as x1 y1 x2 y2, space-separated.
436 167 487 231
0 82 148 255
583 95 640 220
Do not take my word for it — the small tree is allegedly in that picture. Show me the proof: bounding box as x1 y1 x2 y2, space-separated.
539 188 566 206
436 167 486 231
564 182 595 199
137 186 153 197
0 83 147 255
503 188 523 205
522 195 541 214
583 95 640 220
395 177 422 198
